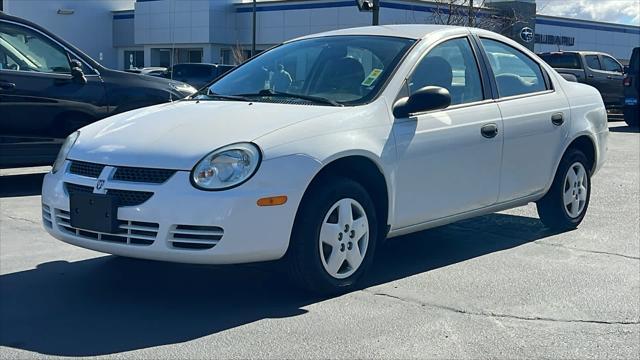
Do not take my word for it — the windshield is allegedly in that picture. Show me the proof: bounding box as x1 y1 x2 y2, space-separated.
206 35 415 106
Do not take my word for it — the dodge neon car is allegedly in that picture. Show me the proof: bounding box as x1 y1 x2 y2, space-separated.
42 25 608 294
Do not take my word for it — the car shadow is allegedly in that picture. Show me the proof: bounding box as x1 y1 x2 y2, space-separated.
0 212 559 356
609 125 639 133
0 173 44 198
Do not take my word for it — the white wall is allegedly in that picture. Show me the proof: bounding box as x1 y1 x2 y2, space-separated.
4 0 135 68
534 18 640 61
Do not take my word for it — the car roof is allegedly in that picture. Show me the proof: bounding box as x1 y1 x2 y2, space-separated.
290 24 469 42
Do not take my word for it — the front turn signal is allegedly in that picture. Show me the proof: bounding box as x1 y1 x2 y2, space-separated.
257 196 288 207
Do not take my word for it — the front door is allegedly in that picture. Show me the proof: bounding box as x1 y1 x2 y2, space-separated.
392 37 503 229
0 20 107 165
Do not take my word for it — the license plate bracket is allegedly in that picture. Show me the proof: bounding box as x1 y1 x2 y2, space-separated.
69 192 119 233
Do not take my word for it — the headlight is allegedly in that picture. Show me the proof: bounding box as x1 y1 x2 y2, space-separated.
52 131 79 173
191 143 262 190
170 82 197 96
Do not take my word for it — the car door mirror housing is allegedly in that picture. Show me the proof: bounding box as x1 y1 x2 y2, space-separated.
393 86 451 118
71 66 87 85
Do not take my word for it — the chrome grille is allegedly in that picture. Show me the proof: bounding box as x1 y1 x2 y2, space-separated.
69 161 105 178
54 209 158 246
169 225 224 250
64 183 153 207
113 166 176 184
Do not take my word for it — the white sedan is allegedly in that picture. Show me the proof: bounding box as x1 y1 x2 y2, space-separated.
42 25 608 294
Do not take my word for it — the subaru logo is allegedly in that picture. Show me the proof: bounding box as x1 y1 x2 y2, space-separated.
520 27 534 43
95 179 105 191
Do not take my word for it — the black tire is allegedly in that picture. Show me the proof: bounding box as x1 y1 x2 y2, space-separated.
537 148 591 231
287 176 378 295
623 108 639 127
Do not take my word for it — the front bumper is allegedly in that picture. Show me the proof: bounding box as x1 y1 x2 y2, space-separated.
41 155 321 264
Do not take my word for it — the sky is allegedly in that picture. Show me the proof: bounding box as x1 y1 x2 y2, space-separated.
536 0 640 25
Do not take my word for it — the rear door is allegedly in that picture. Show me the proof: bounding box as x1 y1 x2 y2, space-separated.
600 54 625 107
478 37 570 202
582 54 609 95
0 20 107 164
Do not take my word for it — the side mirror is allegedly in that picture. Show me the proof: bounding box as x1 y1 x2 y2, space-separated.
393 86 451 118
70 59 86 85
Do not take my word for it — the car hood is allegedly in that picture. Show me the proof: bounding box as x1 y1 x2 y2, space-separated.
68 100 344 170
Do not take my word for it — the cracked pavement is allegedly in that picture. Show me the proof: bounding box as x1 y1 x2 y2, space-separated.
1 123 638 359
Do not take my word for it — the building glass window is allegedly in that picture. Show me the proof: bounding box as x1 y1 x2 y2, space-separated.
124 50 144 70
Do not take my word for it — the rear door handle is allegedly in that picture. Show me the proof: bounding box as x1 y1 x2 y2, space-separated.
606 75 613 79
481 123 499 138
0 81 15 90
551 113 564 126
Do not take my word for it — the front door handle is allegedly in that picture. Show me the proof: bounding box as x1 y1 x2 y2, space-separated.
0 81 15 90
551 113 564 126
481 123 499 138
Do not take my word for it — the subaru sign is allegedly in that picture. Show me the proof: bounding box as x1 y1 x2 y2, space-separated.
520 27 534 43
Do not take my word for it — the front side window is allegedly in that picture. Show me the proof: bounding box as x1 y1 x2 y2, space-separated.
208 36 415 105
408 37 483 106
602 55 622 73
0 22 70 73
481 38 547 97
585 55 601 70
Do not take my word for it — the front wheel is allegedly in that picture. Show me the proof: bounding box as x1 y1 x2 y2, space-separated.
287 177 377 295
537 149 591 231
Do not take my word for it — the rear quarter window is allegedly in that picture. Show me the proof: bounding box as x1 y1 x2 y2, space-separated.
540 53 581 69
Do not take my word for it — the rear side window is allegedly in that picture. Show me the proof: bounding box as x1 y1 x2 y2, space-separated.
585 55 601 70
480 38 547 97
540 53 581 69
602 56 622 73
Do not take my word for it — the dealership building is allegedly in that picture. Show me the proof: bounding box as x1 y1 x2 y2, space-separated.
2 0 639 70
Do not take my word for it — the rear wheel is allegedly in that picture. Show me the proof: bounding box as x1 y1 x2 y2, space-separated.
537 149 591 231
288 177 377 295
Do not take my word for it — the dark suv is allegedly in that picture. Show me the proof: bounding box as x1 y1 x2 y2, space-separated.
623 47 639 127
162 63 235 89
539 51 625 111
0 12 197 168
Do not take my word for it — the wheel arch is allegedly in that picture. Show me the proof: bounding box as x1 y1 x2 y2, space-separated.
300 153 391 239
546 133 597 194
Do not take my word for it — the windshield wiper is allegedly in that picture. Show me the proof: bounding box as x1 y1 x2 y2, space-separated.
195 92 250 102
237 89 343 107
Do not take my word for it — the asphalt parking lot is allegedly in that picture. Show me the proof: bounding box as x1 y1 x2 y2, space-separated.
0 121 638 359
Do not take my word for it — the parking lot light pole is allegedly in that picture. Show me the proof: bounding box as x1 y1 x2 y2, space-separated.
372 0 379 26
252 0 257 57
